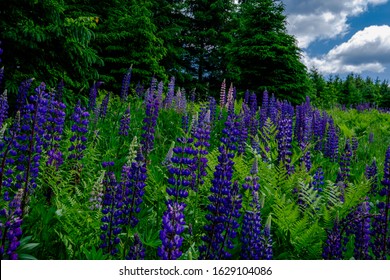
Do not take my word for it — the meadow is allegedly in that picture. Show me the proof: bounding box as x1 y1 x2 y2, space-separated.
0 75 389 260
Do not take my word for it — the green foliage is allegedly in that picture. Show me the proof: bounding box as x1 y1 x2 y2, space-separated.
309 71 390 108
226 0 310 104
95 0 167 89
1 0 102 95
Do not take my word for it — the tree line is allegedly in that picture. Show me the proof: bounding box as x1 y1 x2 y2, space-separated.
0 0 310 103
0 0 389 106
309 69 390 109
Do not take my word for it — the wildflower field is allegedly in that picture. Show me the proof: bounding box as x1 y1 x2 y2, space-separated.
1 69 390 261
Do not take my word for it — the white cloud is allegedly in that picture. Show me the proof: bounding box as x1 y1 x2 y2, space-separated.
303 25 390 74
284 0 389 48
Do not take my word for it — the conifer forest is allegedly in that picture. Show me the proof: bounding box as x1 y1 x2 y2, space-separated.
0 0 390 260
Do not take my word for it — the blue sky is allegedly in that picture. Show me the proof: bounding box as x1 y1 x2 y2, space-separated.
283 0 390 81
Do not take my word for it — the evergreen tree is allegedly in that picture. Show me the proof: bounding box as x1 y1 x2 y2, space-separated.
308 67 327 106
184 0 236 95
94 0 167 91
227 0 309 104
153 0 191 86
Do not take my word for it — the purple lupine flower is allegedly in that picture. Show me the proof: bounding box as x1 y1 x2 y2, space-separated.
325 118 339 161
158 200 186 260
0 188 23 260
260 90 269 129
313 110 327 151
365 159 378 195
371 201 389 259
120 67 132 101
100 163 123 256
249 92 257 115
0 90 8 128
295 105 304 146
126 233 145 260
44 92 66 169
163 77 175 109
141 86 160 156
348 200 371 259
209 96 217 124
167 137 196 198
243 158 260 192
16 78 34 111
99 93 110 118
323 218 343 259
181 114 190 133
88 81 103 111
244 90 250 105
370 146 390 259
312 167 325 193
122 148 147 228
68 101 89 161
119 106 131 137
339 139 352 183
56 79 64 102
191 110 211 190
248 93 259 148
277 117 293 174
268 94 277 125
336 149 351 204
12 84 48 211
237 112 248 155
380 146 390 194
241 191 263 259
199 114 242 260
280 100 293 120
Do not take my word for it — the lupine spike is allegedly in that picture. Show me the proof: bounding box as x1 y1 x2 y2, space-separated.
68 101 89 161
158 200 186 260
100 162 123 256
16 78 34 111
119 106 131 137
88 81 103 111
120 66 132 101
0 90 8 128
0 188 24 260
126 233 145 260
99 93 110 118
199 113 241 260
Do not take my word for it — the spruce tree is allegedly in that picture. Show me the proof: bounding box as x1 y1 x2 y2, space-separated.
94 0 167 91
227 0 309 104
184 0 236 94
153 0 190 85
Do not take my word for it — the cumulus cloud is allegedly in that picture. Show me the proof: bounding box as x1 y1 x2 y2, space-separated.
303 25 390 74
284 0 388 48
